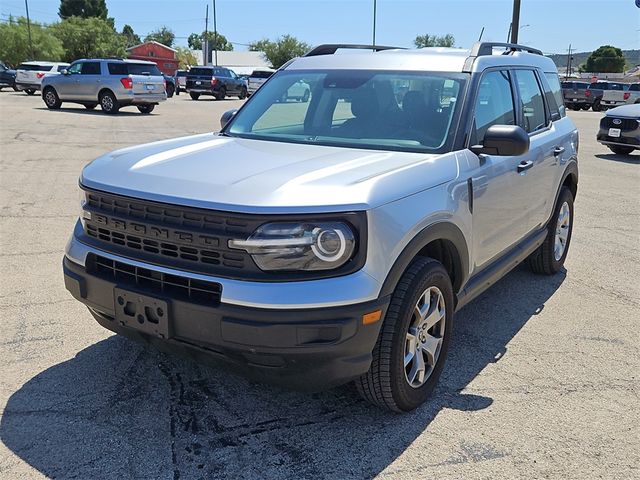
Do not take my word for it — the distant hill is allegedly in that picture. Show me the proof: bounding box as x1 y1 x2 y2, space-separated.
547 49 640 72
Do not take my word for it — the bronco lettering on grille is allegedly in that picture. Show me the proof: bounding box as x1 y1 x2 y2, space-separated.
90 213 220 247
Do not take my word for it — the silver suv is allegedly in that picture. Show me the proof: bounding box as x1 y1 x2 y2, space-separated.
41 59 166 114
63 43 578 412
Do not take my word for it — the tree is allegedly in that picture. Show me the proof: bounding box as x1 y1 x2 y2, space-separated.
249 35 310 69
59 0 108 20
52 16 125 62
583 45 626 73
0 17 64 66
414 34 455 48
187 31 233 51
175 47 197 69
121 24 140 48
144 26 175 48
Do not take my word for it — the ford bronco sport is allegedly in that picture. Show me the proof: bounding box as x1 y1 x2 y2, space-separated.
63 43 578 412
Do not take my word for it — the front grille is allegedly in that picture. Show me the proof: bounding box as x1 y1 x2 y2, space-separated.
88 254 222 305
601 117 639 131
82 189 258 277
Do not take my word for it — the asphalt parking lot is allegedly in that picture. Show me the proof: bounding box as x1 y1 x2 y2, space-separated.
0 91 638 479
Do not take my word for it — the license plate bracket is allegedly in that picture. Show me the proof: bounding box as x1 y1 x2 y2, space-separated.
608 128 621 138
114 288 170 339
145 84 155 91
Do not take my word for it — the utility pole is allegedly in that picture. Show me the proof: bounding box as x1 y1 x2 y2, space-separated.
372 0 377 47
213 0 218 66
24 0 34 59
510 0 521 44
204 4 209 65
566 44 572 80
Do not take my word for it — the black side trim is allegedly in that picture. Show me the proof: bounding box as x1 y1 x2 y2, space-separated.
380 222 469 298
305 44 405 57
467 178 474 214
455 228 546 311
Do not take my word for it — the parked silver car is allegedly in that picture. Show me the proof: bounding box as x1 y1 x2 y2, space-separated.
41 59 166 114
63 42 578 412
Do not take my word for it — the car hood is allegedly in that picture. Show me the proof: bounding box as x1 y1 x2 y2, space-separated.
605 104 640 118
80 133 459 214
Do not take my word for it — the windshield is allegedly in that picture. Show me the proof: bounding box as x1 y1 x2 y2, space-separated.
226 70 467 153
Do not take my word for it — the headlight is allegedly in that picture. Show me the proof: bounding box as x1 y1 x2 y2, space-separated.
79 187 91 221
229 221 356 271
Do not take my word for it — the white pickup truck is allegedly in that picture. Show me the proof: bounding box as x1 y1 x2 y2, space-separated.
602 83 639 108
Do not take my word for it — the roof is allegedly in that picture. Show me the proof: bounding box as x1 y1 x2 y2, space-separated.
287 44 558 74
126 40 177 53
19 61 69 66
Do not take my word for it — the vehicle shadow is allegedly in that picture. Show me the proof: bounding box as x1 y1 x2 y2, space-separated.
595 153 639 164
33 107 147 117
0 265 565 479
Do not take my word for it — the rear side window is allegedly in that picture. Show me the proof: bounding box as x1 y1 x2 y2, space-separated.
189 67 213 76
19 64 53 72
544 72 565 120
514 70 547 133
127 63 161 76
81 62 101 75
57 65 68 72
250 70 273 79
108 63 127 75
472 70 516 144
630 84 640 92
177 71 187 77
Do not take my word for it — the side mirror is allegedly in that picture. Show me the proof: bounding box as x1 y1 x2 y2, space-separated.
470 125 530 156
61 69 69 75
220 109 238 129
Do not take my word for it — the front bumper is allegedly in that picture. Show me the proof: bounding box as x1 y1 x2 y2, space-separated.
63 239 389 391
597 129 640 149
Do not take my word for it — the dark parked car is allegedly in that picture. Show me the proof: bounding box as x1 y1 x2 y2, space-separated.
0 61 17 91
163 74 175 98
186 66 247 100
596 104 640 155
586 81 627 112
561 81 590 110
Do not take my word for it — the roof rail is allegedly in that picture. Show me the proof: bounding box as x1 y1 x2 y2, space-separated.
463 42 543 72
305 44 405 57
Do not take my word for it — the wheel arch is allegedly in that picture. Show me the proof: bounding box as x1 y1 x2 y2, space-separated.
98 87 115 100
379 222 470 300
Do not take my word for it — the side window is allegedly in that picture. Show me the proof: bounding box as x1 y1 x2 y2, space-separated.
81 62 101 75
108 63 127 75
514 70 547 133
544 72 565 120
67 62 82 74
472 70 515 144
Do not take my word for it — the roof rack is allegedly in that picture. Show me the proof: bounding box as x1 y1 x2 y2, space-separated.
305 44 405 57
463 41 543 72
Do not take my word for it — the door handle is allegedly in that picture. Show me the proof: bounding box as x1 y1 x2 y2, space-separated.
554 146 565 156
517 160 534 173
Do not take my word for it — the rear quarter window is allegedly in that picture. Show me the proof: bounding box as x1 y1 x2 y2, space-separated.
19 64 53 72
630 84 640 92
544 72 565 120
250 71 273 79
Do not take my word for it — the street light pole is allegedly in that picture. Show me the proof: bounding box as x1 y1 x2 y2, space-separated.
510 0 521 44
204 4 209 65
24 0 34 59
213 0 218 66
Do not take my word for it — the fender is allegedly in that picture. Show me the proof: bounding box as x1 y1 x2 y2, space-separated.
379 222 470 298
547 159 578 226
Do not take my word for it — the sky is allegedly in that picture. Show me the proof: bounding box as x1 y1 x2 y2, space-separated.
1 0 638 55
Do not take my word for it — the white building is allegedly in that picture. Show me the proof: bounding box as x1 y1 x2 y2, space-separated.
191 50 271 74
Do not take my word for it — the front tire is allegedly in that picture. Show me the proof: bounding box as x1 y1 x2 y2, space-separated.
43 87 61 109
238 87 247 99
189 92 200 100
527 186 574 275
24 88 36 96
84 103 97 110
356 257 454 412
608 145 635 155
99 91 119 114
216 87 226 100
166 84 174 98
592 98 602 112
137 104 155 114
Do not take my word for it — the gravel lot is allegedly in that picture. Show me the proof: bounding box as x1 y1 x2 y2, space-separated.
0 91 638 479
